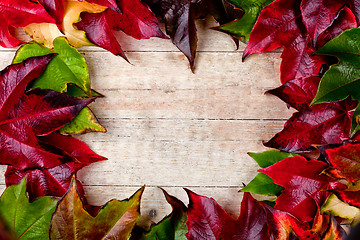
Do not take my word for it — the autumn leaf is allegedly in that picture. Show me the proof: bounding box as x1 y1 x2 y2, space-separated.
0 0 55 48
0 178 57 239
13 38 106 134
241 151 297 196
50 179 144 240
37 0 66 26
186 190 314 239
186 189 248 239
265 99 356 153
0 69 92 170
75 0 166 61
321 194 360 225
131 189 187 240
313 28 360 104
213 0 274 43
300 0 345 45
24 0 107 48
5 132 106 200
259 156 345 222
323 142 360 181
143 0 239 71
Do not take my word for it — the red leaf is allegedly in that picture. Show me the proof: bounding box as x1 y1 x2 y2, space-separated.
324 142 360 181
5 132 106 200
265 100 355 153
186 190 316 239
142 0 239 71
0 56 94 171
259 156 345 222
244 0 356 88
185 189 244 239
37 0 65 25
267 76 321 111
0 0 55 48
300 0 344 44
75 0 166 60
243 0 300 60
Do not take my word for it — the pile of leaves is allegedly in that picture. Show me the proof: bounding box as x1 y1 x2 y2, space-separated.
2 0 360 239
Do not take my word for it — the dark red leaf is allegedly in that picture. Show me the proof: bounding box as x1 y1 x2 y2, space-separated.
265 100 356 153
300 0 344 44
37 0 65 25
324 142 360 181
259 156 346 222
0 55 95 171
0 0 55 48
75 0 166 60
142 0 239 71
185 190 267 239
267 76 321 111
316 6 357 47
186 190 318 239
5 132 106 200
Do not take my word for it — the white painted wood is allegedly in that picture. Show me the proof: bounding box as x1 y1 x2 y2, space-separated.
0 19 290 228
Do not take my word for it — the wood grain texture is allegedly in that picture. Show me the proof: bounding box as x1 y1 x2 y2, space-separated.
0 19 292 227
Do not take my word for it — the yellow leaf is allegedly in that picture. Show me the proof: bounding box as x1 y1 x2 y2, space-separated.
23 0 107 48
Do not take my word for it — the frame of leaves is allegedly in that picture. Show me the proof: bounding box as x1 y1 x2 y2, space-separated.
1 0 360 239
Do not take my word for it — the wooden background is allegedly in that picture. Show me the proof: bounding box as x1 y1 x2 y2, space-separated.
0 19 293 227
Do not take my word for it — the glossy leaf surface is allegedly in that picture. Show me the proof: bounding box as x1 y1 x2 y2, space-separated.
265 100 355 153
313 28 360 104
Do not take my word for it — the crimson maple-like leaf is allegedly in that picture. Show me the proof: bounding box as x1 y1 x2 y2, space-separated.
265 99 356 153
0 0 55 48
75 0 166 60
259 156 345 222
5 132 106 200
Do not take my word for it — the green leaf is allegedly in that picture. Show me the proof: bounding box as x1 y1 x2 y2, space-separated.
213 0 274 43
313 28 360 104
59 107 106 134
50 179 144 240
248 150 298 168
242 151 297 196
0 178 57 239
133 189 188 240
12 37 105 134
13 37 90 95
